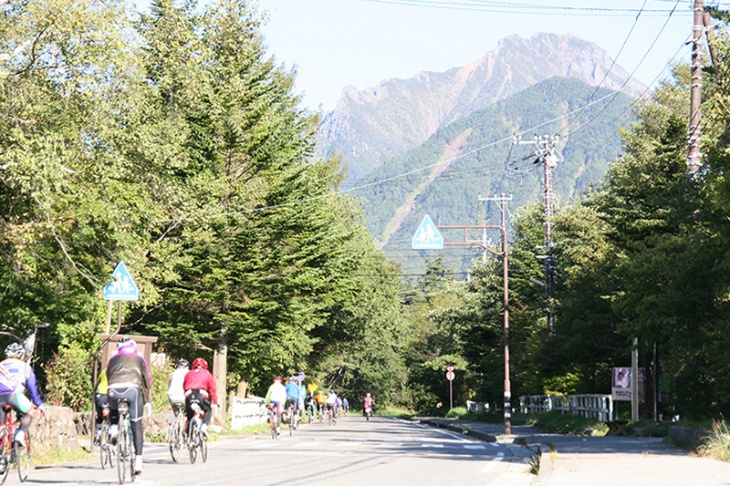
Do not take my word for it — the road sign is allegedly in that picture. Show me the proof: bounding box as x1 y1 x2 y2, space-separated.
102 261 139 301
446 371 455 381
412 214 443 250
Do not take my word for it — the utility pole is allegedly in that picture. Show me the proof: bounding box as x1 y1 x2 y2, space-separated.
688 0 704 174
514 135 560 334
480 194 512 436
430 194 513 435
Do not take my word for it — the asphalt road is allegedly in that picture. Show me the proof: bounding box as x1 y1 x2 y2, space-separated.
28 415 534 486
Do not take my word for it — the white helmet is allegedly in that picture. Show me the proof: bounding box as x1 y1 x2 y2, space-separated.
116 337 137 350
4 343 26 360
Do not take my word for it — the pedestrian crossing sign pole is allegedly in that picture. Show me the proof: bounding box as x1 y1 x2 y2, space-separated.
412 214 444 250
102 261 140 334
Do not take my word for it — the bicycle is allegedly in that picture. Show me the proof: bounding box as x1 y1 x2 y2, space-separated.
115 400 135 484
0 404 34 484
327 405 337 426
185 399 207 464
283 402 298 436
167 404 185 463
317 404 325 423
267 403 279 439
98 403 117 469
305 402 314 424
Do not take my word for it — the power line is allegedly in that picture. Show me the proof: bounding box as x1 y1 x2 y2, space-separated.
363 0 694 16
566 0 684 136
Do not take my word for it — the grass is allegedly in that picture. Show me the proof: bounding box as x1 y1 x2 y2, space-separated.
34 446 93 467
697 420 730 462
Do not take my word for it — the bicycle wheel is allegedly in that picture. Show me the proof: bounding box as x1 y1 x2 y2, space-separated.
188 419 198 464
0 430 10 486
15 432 30 482
127 427 135 482
107 438 117 468
200 432 207 463
100 422 110 469
116 423 128 484
169 416 183 463
270 412 279 439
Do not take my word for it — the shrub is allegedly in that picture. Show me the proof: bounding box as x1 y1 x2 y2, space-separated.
43 343 93 412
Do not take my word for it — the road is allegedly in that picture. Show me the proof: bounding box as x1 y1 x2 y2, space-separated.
29 415 533 485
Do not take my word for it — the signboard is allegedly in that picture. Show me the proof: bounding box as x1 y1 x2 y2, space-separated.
102 261 139 301
446 371 455 381
612 367 644 401
412 214 444 250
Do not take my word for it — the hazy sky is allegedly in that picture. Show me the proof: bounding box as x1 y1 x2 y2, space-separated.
257 0 725 111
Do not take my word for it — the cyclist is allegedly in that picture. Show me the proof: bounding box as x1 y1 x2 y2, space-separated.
342 397 349 415
264 377 286 435
284 377 302 427
363 393 375 416
183 358 218 438
326 389 339 418
0 343 45 449
306 393 317 420
167 359 189 418
93 367 113 443
107 337 151 475
315 390 327 418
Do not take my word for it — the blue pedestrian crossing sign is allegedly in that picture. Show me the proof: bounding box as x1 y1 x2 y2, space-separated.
412 214 444 250
103 261 139 301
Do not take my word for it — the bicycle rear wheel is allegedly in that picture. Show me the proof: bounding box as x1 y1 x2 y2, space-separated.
188 420 198 464
127 427 135 482
15 432 30 482
0 429 9 486
200 433 207 463
100 422 110 469
116 425 128 484
169 416 183 463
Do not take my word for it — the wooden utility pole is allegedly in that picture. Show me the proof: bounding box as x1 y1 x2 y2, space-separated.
514 135 560 334
688 0 704 174
431 194 513 435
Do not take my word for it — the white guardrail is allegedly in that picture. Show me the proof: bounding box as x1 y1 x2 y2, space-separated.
519 394 613 422
230 396 267 430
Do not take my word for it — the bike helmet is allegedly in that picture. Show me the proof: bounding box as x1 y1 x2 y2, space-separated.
4 343 25 360
176 358 190 369
366 393 371 397
273 377 282 383
116 337 137 350
192 357 208 370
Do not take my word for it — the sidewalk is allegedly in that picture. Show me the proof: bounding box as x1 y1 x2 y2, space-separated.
419 417 730 485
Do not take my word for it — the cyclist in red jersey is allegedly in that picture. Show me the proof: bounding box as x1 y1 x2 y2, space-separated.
183 358 218 438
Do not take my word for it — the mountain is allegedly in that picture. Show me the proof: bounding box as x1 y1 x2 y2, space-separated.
350 76 636 275
316 33 644 184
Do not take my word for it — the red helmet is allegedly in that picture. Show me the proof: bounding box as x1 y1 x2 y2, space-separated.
273 377 282 383
192 358 208 370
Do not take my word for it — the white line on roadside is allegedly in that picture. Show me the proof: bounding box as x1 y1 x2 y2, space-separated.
481 451 505 473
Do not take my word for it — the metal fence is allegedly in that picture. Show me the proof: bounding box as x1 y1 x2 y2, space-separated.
519 394 613 421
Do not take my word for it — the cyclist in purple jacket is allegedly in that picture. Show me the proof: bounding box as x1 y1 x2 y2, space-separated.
0 343 45 446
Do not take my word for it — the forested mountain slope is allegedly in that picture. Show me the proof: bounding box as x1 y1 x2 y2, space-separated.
350 76 636 275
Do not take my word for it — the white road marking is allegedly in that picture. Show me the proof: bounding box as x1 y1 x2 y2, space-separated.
481 451 505 473
464 444 486 449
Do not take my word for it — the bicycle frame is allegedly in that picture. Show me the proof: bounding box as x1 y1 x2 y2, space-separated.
186 400 207 464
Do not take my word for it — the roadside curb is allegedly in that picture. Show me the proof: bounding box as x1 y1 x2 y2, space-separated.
418 417 543 473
